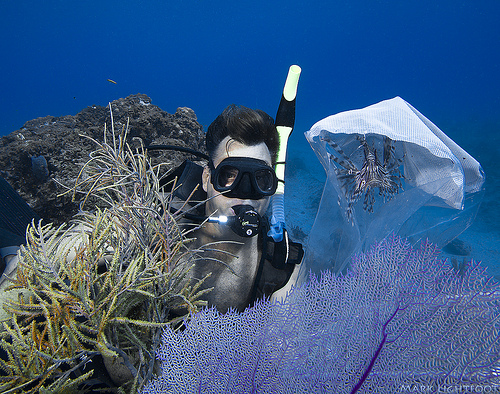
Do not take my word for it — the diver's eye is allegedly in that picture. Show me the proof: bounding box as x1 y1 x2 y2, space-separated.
218 166 239 187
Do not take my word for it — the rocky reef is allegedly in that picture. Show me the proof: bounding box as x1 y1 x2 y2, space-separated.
0 94 206 226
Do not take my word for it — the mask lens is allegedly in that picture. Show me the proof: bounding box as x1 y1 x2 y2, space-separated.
255 169 274 192
217 165 239 189
211 157 277 198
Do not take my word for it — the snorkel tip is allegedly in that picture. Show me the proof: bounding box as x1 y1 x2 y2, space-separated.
283 65 301 102
275 65 302 129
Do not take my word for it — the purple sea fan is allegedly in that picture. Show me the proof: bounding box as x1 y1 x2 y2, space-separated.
142 236 500 394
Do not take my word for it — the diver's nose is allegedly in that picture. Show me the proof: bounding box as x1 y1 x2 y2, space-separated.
239 173 254 195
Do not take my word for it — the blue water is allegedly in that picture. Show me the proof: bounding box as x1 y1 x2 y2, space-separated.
1 1 499 270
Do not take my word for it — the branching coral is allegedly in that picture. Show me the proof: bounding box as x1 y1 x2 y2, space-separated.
143 236 500 394
0 105 209 393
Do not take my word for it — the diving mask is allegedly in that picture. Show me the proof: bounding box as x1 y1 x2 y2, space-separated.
209 157 278 200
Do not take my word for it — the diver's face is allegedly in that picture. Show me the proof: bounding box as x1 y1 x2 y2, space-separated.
202 136 273 222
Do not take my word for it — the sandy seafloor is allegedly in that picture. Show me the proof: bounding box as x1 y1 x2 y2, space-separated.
283 125 500 282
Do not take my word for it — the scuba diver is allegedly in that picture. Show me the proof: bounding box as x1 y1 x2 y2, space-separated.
158 104 304 313
0 66 303 389
0 104 304 389
153 65 304 313
0 66 303 317
0 104 303 315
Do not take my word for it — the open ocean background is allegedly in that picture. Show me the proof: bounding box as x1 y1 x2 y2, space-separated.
1 1 499 275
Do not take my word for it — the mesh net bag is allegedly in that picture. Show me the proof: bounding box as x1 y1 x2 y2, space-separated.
300 96 485 277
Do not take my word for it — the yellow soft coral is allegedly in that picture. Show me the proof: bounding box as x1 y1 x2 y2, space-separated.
0 105 210 393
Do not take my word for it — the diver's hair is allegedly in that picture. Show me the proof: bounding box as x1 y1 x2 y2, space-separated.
206 105 279 165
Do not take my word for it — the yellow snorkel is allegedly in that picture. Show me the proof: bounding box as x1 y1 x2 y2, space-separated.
268 65 301 241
